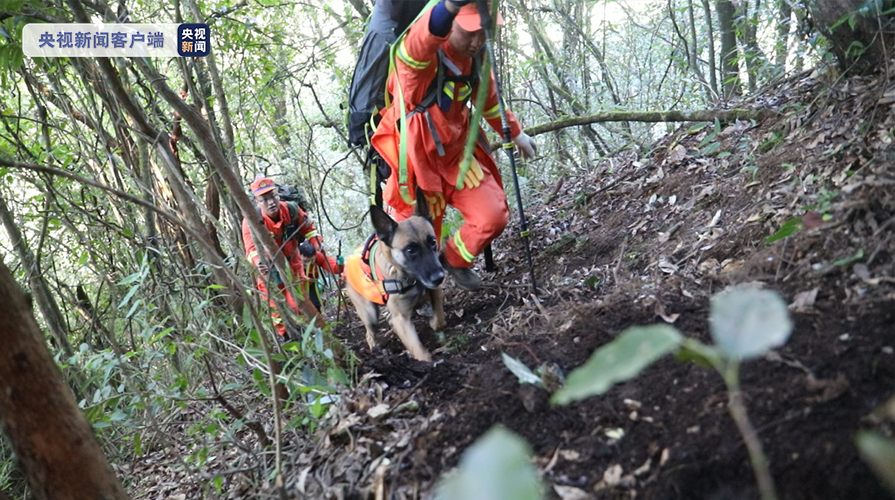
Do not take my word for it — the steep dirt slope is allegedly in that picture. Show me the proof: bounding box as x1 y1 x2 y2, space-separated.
316 69 895 500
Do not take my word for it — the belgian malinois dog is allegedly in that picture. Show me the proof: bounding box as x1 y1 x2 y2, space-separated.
344 187 446 361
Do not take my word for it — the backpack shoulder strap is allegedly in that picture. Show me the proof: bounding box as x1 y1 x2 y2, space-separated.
285 201 299 224
283 202 305 245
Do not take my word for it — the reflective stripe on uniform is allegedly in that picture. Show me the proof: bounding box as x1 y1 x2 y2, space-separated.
458 84 472 101
305 230 319 240
453 232 475 263
483 103 500 119
397 39 430 70
247 250 259 260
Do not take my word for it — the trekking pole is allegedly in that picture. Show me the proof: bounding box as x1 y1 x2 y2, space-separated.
475 0 538 295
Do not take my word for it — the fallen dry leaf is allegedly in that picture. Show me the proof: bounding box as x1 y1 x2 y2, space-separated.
633 458 652 476
789 288 819 312
698 258 720 275
600 464 624 489
367 403 390 419
554 484 595 500
654 301 680 323
802 211 824 230
666 144 687 164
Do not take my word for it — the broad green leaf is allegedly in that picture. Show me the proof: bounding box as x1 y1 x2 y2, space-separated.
701 141 721 155
501 353 543 387
766 217 803 243
551 325 683 406
709 287 792 360
436 426 543 500
856 431 895 495
686 123 708 134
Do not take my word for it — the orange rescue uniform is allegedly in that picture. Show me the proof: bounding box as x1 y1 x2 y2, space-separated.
242 201 322 336
371 6 523 270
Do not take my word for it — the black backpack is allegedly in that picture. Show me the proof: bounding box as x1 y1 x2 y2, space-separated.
346 0 432 148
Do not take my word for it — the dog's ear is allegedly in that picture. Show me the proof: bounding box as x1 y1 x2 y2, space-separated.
413 186 431 221
370 205 398 246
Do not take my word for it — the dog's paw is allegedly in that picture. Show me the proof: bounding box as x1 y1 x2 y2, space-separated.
429 316 446 332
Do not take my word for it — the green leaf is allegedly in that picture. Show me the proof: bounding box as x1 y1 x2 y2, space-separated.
701 141 722 155
686 123 708 134
315 329 324 353
856 431 895 495
149 327 174 345
551 325 683 406
109 410 127 422
698 133 717 147
435 426 543 500
310 395 327 418
709 286 792 360
766 217 803 243
118 271 143 286
676 338 723 368
833 248 864 267
501 353 543 387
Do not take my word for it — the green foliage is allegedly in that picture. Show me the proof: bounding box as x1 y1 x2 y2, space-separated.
553 287 793 406
758 130 784 154
501 353 544 388
855 431 895 495
435 426 543 500
832 248 864 267
551 325 682 405
697 119 723 156
709 287 793 360
766 217 803 243
551 286 793 499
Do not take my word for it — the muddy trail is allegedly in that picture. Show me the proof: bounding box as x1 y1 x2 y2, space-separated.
304 70 895 500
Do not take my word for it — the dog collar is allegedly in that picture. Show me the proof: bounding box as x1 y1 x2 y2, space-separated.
361 234 418 298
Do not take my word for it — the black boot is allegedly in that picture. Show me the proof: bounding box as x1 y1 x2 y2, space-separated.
440 252 482 291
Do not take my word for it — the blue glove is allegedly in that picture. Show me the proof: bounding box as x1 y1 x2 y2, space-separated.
337 255 345 267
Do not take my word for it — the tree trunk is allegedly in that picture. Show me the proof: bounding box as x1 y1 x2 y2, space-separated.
737 0 769 92
775 0 793 68
809 0 892 75
701 0 719 96
0 194 74 358
716 0 741 97
0 260 129 500
503 108 768 140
